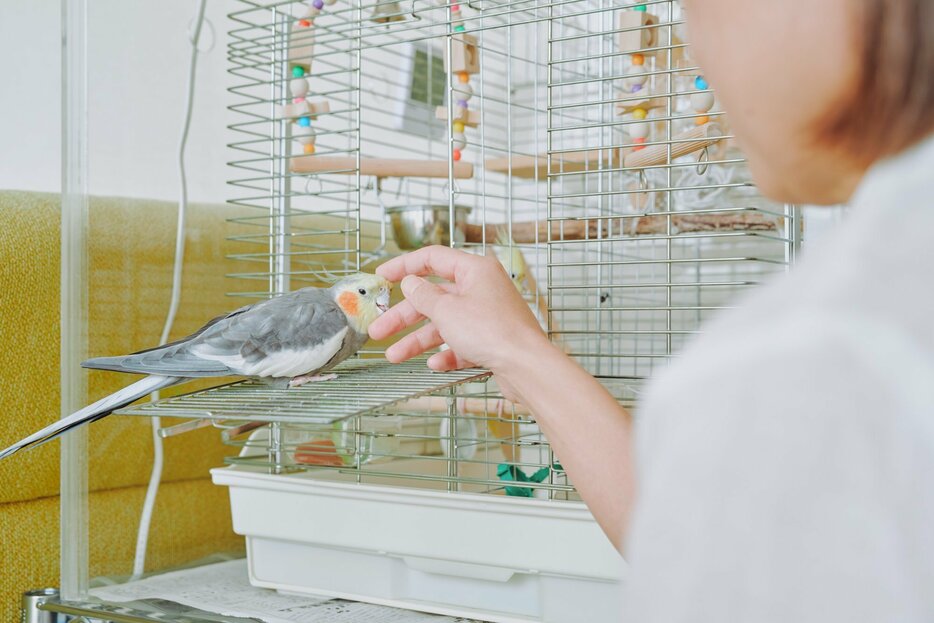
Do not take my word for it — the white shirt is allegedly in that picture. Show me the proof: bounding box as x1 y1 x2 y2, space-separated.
624 134 934 622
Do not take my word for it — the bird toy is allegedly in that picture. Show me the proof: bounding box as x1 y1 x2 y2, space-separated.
618 3 658 151
286 0 339 156
497 462 564 498
437 1 480 163
690 75 714 126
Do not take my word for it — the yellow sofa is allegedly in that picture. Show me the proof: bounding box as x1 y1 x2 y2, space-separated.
0 191 250 619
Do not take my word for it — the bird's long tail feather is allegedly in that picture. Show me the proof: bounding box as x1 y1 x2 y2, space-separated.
0 375 183 461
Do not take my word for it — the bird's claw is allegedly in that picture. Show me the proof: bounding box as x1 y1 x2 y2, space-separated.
288 373 338 388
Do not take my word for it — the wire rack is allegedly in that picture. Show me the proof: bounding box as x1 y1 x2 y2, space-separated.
125 0 801 496
116 358 489 424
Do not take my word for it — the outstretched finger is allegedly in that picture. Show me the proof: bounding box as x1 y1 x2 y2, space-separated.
376 245 477 283
369 299 424 341
370 281 458 341
384 322 444 363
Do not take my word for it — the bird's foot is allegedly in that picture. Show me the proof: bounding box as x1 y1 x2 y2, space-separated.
288 373 338 388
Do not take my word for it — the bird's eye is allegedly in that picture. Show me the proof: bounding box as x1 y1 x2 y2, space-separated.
358 288 367 295
510 273 517 279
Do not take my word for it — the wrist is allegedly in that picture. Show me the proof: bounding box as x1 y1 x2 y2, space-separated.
490 327 558 381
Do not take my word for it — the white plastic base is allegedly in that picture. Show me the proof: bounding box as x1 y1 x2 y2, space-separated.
212 465 625 623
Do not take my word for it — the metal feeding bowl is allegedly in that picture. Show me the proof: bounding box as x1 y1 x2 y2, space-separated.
385 204 471 250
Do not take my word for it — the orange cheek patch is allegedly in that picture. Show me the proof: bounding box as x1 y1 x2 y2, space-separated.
337 291 359 316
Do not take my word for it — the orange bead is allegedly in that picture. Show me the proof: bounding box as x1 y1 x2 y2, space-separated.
631 53 645 66
458 72 470 84
694 115 710 126
298 19 311 27
452 148 462 161
303 144 316 155
633 136 646 151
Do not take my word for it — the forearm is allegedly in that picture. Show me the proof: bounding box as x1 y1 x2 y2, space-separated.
497 338 636 551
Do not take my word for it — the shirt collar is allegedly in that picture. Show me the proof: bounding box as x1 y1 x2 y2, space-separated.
852 132 934 209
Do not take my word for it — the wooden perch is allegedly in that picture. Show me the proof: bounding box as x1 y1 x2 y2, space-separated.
484 149 623 180
290 156 474 179
464 211 781 243
623 123 722 169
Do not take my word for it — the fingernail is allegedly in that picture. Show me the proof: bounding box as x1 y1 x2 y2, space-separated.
401 275 423 297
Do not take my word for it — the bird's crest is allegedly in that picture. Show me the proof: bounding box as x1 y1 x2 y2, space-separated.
309 265 344 286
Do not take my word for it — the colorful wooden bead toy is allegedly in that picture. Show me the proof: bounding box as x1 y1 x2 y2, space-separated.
691 74 714 125
442 11 481 161
617 6 656 150
285 1 340 157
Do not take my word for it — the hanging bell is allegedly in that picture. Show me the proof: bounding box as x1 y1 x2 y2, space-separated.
371 0 405 23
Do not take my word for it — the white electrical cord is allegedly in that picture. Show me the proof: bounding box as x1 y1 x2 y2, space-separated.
131 0 209 580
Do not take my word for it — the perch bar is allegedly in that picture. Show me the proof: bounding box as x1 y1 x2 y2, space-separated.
623 122 722 169
484 149 623 180
464 211 780 243
290 157 474 179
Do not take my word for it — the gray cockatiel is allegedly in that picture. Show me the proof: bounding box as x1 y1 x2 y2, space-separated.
0 273 392 461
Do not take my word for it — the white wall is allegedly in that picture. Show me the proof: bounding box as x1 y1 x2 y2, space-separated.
0 0 234 204
0 0 62 193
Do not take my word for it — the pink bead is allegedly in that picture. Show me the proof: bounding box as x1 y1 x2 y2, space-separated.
293 97 306 103
452 3 460 9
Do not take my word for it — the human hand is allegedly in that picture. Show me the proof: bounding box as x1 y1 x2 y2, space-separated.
369 246 551 379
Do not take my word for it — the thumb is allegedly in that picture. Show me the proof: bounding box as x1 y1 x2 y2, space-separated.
400 275 446 316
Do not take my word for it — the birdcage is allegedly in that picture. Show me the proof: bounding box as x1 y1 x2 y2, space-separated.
109 0 800 621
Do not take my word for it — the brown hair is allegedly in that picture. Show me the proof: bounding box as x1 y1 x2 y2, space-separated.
819 0 934 163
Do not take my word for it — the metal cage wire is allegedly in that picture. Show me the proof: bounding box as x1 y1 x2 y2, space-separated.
121 0 801 500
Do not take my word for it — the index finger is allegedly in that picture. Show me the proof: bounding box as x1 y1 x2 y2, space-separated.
376 245 477 283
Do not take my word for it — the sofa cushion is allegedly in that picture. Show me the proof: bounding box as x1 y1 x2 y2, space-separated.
0 191 250 504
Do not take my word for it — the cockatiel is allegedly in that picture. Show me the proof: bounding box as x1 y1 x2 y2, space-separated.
492 228 551 330
493 228 529 294
0 273 391 461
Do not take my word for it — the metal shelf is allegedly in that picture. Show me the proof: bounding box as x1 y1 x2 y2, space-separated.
39 598 227 623
114 358 491 425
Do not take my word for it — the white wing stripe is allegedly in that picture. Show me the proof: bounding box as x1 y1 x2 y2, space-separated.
190 327 348 378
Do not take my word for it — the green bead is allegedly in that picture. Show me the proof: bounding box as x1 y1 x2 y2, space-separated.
454 24 466 32
291 66 305 78
634 3 647 10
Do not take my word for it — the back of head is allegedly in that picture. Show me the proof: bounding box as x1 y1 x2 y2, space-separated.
683 0 934 205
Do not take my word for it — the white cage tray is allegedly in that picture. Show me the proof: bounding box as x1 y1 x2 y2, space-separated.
212 462 625 623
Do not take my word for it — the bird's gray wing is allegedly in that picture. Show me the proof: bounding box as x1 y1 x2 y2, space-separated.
187 287 352 378
81 303 256 377
82 288 351 379
0 374 182 461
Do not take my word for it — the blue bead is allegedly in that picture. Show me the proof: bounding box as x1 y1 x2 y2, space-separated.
694 76 708 90
298 116 311 127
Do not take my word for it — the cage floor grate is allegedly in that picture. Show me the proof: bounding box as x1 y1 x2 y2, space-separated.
114 358 491 424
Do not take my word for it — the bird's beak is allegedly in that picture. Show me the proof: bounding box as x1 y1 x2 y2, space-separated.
376 288 390 314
